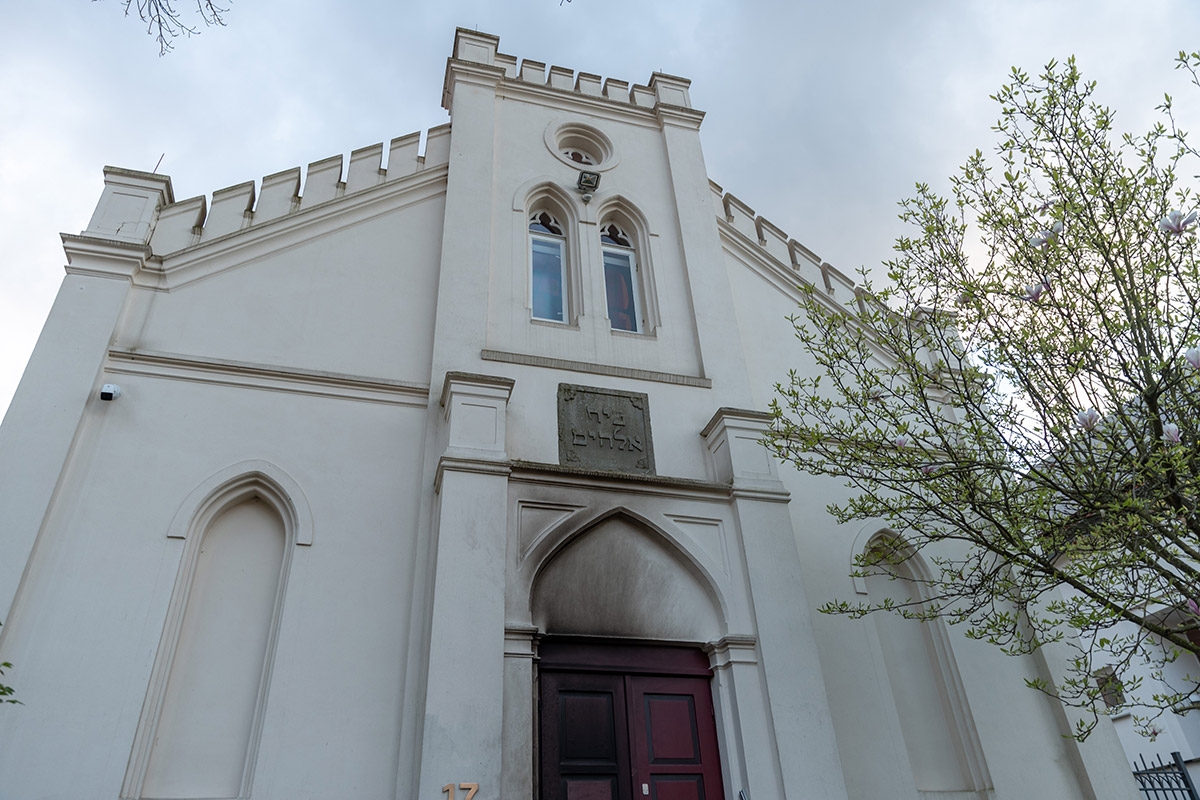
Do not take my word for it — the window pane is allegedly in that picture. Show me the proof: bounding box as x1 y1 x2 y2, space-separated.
532 238 565 322
603 250 638 332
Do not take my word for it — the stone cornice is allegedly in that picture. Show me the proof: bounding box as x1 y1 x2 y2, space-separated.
442 58 507 109
509 459 729 499
101 166 175 204
728 485 792 503
435 455 513 494
60 233 151 280
654 103 706 130
699 407 773 439
439 371 516 408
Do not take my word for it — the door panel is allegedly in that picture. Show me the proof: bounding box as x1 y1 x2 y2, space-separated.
649 776 706 800
642 694 701 763
565 778 620 800
541 672 632 800
561 692 620 765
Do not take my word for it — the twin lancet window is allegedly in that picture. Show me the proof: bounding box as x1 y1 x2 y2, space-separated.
528 211 644 333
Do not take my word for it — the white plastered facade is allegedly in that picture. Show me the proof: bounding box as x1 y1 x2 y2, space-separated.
0 28 1140 800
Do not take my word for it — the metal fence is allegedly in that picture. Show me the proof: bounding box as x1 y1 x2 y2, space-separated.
1133 752 1200 800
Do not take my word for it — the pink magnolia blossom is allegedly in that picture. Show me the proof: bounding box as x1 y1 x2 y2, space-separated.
1163 422 1182 444
1021 280 1051 302
1186 347 1200 371
1159 210 1198 235
920 464 938 475
1187 598 1200 617
1075 408 1101 431
894 435 909 449
1029 220 1063 248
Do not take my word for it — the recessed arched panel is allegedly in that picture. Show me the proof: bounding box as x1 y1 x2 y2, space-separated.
861 533 991 794
124 464 304 800
531 514 722 642
142 497 285 798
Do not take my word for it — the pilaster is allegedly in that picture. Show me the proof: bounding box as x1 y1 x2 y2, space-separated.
430 34 504 377
701 407 778 489
655 100 751 404
501 625 539 800
418 373 514 800
1030 593 1143 799
700 409 850 800
0 173 162 631
705 635 786 800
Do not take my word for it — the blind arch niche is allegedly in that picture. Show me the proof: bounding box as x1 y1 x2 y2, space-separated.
123 462 310 799
859 532 991 796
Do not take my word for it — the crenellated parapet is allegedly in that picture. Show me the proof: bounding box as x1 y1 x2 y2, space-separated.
146 123 453 256
709 179 859 304
443 28 693 115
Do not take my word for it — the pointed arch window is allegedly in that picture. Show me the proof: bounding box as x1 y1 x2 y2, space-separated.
600 221 643 333
530 210 568 323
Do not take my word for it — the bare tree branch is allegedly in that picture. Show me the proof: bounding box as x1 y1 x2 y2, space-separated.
96 0 229 55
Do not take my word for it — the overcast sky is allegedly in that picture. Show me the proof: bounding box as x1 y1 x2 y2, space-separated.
2 1 1199 420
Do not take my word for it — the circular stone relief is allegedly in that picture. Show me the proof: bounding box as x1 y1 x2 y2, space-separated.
544 121 619 171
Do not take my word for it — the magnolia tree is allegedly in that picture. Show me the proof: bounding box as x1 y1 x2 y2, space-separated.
768 55 1200 738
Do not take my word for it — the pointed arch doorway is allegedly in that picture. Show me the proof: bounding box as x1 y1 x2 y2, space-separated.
538 639 725 800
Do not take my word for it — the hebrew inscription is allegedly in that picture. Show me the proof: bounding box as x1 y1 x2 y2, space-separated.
558 384 655 475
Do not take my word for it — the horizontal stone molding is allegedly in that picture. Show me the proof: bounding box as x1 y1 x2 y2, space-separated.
106 348 429 406
61 234 152 280
434 455 513 494
509 459 729 500
503 624 540 659
704 634 760 669
481 349 710 388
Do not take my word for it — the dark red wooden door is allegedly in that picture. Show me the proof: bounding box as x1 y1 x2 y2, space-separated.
539 643 724 800
628 676 722 800
541 671 634 800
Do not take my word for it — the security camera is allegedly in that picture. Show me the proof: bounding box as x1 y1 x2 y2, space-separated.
100 384 122 401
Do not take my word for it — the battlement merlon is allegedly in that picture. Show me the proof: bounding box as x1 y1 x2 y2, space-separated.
83 167 175 246
442 28 698 117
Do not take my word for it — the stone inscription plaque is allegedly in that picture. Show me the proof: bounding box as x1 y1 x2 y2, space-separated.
558 384 655 475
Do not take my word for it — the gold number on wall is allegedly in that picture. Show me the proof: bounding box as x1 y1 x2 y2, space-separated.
442 782 478 800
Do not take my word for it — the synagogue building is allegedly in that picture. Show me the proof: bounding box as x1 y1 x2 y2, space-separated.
0 29 1143 800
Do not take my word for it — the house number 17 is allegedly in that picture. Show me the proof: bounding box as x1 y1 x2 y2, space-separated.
443 782 479 800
